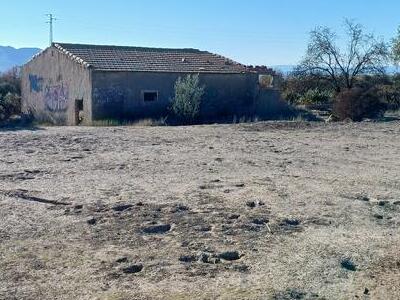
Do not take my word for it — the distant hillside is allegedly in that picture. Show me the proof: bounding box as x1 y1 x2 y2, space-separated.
0 46 41 72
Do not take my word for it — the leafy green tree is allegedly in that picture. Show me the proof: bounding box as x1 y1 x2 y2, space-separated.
172 74 205 123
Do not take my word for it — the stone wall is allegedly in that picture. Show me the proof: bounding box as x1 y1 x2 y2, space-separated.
91 71 262 121
21 47 92 125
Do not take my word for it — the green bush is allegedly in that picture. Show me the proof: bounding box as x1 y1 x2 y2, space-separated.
299 88 334 105
171 74 205 124
333 87 386 121
0 68 21 123
281 74 335 105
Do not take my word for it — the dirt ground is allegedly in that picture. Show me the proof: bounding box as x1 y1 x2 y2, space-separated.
0 121 399 300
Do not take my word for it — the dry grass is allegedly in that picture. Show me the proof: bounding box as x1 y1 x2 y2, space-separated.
0 121 399 299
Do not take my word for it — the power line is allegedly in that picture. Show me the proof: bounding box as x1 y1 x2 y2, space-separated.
46 14 57 46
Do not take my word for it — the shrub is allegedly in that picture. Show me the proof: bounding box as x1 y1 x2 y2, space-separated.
281 74 335 105
333 87 386 121
0 93 21 122
0 68 21 123
171 74 205 124
299 88 334 105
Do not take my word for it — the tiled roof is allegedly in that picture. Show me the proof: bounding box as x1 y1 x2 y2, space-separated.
53 42 250 73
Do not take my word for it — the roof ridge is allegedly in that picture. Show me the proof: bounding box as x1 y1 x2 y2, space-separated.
53 43 92 68
48 42 253 73
54 42 206 54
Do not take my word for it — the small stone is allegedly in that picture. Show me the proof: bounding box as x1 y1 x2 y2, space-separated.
87 217 97 225
199 252 210 263
229 214 240 220
246 201 256 208
122 264 143 274
341 258 357 271
116 257 128 263
393 201 400 206
112 204 133 212
142 224 171 234
179 255 197 263
252 218 269 225
208 257 221 264
378 201 388 207
283 218 300 226
374 214 384 220
172 204 189 212
74 204 83 210
364 288 369 295
219 251 241 261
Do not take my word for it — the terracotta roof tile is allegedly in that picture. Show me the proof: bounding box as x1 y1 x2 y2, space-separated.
53 42 250 73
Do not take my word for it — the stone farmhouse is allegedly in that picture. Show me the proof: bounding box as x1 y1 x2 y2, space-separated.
22 43 283 125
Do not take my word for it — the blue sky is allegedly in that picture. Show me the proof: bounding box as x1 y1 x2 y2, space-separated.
1 0 400 65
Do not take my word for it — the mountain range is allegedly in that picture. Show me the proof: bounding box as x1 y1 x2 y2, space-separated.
0 46 41 72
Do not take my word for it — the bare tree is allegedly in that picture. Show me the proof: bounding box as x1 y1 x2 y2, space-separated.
296 20 390 92
392 26 400 64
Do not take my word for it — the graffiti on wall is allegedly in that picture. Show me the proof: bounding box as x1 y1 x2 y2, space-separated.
29 74 44 92
93 87 124 104
44 84 69 111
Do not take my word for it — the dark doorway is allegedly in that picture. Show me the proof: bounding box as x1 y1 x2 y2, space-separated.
75 99 84 125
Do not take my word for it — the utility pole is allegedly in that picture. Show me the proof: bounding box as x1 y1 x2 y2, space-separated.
46 14 57 46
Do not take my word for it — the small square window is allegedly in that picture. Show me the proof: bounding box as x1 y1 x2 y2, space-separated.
143 91 158 102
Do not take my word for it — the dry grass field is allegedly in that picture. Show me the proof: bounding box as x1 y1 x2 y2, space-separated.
0 121 399 300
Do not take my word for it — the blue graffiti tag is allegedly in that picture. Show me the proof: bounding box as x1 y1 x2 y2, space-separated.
93 87 124 104
29 74 43 92
44 84 69 111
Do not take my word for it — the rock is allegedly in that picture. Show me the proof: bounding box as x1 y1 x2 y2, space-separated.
374 214 384 220
122 264 143 274
393 201 400 206
246 201 256 208
341 258 357 271
229 214 240 220
87 217 97 225
172 204 189 213
112 204 133 212
283 218 300 226
358 195 370 202
218 251 241 261
142 224 171 234
252 218 269 225
74 204 83 210
116 257 128 263
378 201 388 207
199 252 210 263
198 253 221 264
179 255 197 263
364 288 369 295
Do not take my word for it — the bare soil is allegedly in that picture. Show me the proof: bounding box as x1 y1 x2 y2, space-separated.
0 121 399 300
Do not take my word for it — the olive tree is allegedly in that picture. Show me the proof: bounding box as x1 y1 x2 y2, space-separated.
171 74 205 124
